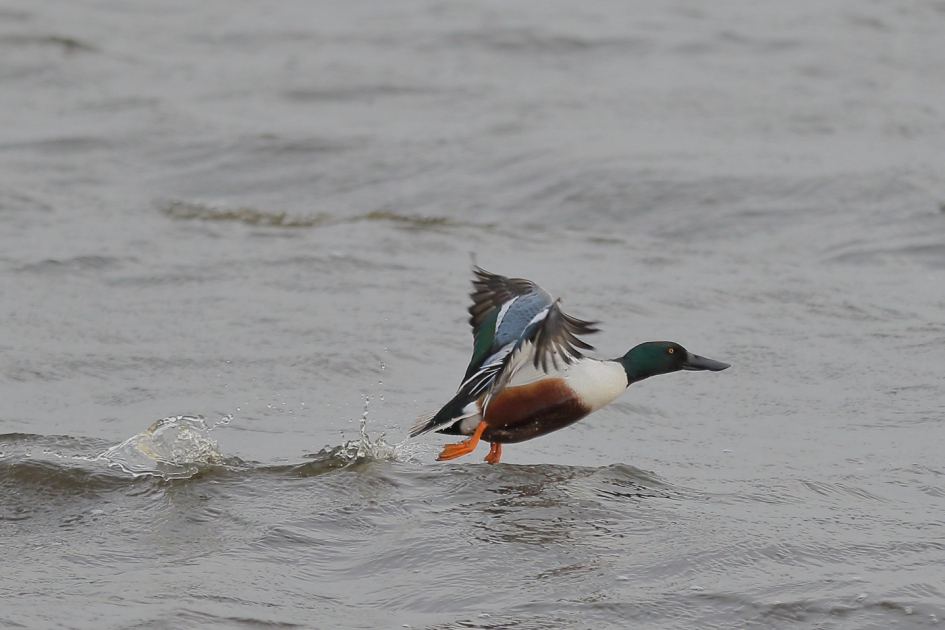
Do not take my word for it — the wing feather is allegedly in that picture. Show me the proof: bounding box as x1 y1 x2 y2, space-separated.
521 300 599 372
468 266 540 331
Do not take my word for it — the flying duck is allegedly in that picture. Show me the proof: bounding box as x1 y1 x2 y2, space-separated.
410 267 729 464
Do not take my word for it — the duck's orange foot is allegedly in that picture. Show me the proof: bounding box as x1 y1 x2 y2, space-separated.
483 442 502 465
436 421 487 461
437 440 478 461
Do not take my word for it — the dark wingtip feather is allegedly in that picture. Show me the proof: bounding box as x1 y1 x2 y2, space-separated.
527 300 600 372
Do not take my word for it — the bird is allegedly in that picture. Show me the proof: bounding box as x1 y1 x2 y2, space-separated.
410 267 730 464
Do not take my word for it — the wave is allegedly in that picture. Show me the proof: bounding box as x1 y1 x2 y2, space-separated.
158 200 463 229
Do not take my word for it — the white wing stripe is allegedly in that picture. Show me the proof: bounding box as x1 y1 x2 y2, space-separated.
493 297 518 334
527 308 549 327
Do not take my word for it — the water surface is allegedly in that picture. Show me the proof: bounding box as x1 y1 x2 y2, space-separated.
2 1 945 628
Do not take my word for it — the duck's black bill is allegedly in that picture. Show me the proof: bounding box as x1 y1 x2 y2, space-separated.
683 353 730 371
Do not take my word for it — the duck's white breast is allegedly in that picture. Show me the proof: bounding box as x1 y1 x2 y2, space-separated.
564 360 627 412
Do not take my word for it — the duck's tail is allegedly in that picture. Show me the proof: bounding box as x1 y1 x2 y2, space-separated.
409 391 480 437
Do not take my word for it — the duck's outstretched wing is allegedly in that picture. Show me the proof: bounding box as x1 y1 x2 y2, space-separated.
464 267 554 381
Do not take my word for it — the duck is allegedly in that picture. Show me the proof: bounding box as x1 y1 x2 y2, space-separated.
410 267 730 464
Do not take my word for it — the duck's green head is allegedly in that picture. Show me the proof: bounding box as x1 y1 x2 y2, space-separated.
618 341 730 385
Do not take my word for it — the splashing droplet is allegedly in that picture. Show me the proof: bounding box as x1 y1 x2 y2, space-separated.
312 396 425 465
210 414 232 431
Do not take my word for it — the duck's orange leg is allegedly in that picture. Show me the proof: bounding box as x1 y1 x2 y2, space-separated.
483 442 502 465
437 421 487 461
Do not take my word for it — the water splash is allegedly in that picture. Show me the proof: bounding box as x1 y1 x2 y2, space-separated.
307 398 425 466
97 403 423 481
97 415 232 479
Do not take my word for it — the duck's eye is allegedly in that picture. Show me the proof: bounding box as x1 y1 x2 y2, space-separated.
667 348 674 354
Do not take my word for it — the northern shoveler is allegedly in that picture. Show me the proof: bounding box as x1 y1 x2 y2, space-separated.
410 267 730 464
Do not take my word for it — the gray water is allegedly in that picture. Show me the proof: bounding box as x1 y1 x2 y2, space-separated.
2 1 945 628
